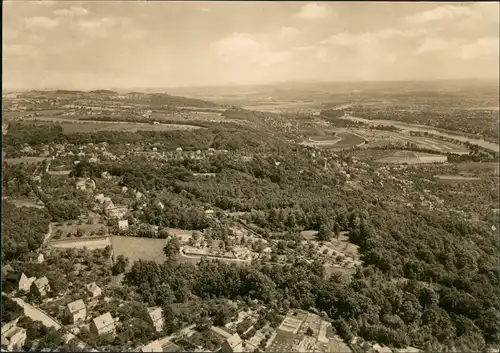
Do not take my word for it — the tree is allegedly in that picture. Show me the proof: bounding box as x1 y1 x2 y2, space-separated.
163 238 181 260
76 228 84 237
113 255 129 275
317 223 333 242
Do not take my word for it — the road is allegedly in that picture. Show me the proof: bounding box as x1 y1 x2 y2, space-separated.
139 324 196 351
43 223 53 244
4 293 99 352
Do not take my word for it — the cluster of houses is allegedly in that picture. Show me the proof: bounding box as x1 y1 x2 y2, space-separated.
94 193 129 221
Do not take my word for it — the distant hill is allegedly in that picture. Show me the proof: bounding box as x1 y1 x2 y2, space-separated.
90 90 117 95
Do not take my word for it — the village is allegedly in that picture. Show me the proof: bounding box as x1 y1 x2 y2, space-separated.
2 83 499 353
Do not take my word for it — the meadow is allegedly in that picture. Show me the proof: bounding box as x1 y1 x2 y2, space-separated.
111 236 168 266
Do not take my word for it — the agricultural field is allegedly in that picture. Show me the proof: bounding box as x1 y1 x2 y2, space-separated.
3 109 64 119
376 150 448 164
3 157 47 165
150 111 224 121
301 132 365 149
50 237 111 250
354 128 469 153
434 175 482 182
3 197 44 209
111 235 168 267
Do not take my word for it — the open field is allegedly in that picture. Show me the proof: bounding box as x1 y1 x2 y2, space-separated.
342 115 499 153
3 157 47 165
301 132 366 149
354 129 469 154
18 119 204 132
434 175 482 182
376 151 448 164
50 237 111 249
455 162 498 172
111 236 167 266
243 102 322 113
4 197 44 209
47 170 72 176
3 109 64 119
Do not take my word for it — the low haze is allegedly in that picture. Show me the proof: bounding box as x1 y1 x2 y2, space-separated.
3 1 499 90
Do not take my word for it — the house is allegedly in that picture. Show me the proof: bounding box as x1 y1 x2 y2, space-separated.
95 194 106 203
65 299 86 324
1 326 27 351
90 312 115 336
101 200 115 214
221 333 243 353
101 172 111 179
86 282 102 298
118 219 129 230
18 273 36 292
76 178 96 191
106 205 128 219
31 277 50 297
140 341 163 352
2 264 15 278
25 252 44 263
147 307 164 332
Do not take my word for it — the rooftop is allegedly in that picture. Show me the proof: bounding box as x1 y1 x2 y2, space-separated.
33 276 49 289
92 312 114 331
67 299 86 314
148 307 163 322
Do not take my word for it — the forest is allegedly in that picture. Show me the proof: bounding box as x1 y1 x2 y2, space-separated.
3 118 499 351
2 200 51 261
69 144 500 351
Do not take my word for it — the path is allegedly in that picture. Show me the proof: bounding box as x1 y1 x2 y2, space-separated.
3 293 99 352
43 223 53 244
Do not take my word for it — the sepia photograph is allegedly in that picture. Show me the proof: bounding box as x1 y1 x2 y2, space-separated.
1 1 499 352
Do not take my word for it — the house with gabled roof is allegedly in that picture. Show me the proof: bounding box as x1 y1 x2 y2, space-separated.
86 282 102 298
18 273 36 292
147 307 163 332
64 299 86 324
90 312 115 336
30 276 50 297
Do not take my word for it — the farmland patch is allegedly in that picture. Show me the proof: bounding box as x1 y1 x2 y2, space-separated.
50 237 111 250
3 157 47 165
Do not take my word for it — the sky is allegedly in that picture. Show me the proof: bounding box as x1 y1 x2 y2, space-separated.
3 1 499 90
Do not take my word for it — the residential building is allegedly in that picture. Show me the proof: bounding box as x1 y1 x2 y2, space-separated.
106 205 128 219
1 326 27 351
118 219 129 230
31 276 50 297
25 252 44 263
86 282 102 298
18 273 36 292
65 299 86 324
90 312 116 336
95 194 106 203
221 333 243 353
147 307 163 332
